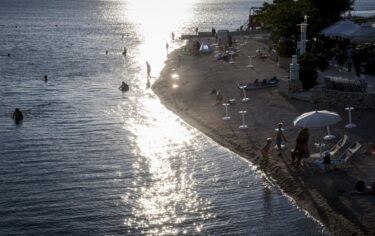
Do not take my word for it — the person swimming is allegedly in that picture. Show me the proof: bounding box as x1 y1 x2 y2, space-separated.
12 108 23 124
119 81 129 92
44 75 48 82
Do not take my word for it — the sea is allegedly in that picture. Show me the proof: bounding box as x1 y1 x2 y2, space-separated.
0 0 373 235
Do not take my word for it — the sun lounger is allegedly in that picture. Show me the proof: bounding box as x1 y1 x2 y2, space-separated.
309 135 348 159
313 141 361 171
329 141 362 167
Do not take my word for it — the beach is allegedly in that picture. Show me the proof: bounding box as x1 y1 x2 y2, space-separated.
152 36 375 235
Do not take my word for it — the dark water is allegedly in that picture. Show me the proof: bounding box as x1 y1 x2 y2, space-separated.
1 0 371 235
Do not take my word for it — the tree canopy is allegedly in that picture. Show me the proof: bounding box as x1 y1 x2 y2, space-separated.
255 0 354 41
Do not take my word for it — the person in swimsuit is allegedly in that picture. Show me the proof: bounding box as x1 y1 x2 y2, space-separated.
275 123 287 156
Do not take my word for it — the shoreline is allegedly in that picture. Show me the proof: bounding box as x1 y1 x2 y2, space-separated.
152 36 375 235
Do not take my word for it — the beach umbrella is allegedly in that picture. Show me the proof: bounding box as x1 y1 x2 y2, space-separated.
321 20 360 38
293 110 342 140
349 23 375 43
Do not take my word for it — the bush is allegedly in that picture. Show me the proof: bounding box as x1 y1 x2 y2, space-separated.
315 55 329 71
276 39 295 57
364 61 375 75
298 53 318 90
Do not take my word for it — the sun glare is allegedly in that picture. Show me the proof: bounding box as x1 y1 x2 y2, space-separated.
126 0 194 77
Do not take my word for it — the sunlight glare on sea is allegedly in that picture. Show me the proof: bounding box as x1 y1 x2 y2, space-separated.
126 0 194 75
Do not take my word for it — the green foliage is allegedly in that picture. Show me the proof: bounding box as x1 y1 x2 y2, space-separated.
364 61 375 75
276 39 295 57
255 0 354 42
315 55 329 71
298 53 318 90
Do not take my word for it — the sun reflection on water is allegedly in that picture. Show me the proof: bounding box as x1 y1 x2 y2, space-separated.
126 0 194 80
121 96 214 234
110 0 216 234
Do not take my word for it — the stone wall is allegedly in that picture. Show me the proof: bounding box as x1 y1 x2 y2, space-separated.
311 87 375 109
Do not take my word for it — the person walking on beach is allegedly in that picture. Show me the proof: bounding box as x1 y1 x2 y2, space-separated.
291 137 304 166
297 128 310 159
275 123 287 156
146 61 151 80
261 138 272 161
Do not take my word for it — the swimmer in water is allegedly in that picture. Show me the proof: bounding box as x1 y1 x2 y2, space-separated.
12 108 23 124
119 81 129 92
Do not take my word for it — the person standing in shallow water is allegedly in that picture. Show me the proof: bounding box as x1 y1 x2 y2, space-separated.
12 108 23 124
146 61 151 80
261 138 272 161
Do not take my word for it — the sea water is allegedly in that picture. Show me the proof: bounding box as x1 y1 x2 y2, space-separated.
0 0 373 235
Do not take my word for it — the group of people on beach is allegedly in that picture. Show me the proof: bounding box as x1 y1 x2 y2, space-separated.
261 124 310 167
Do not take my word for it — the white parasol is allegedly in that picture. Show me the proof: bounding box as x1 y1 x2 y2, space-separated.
293 110 342 140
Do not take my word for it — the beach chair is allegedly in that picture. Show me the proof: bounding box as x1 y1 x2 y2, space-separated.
328 141 362 168
309 134 348 159
313 141 361 171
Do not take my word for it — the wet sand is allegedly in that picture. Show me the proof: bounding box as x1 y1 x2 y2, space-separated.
152 36 375 236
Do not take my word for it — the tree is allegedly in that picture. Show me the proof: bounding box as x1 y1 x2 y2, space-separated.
298 53 318 90
255 0 354 42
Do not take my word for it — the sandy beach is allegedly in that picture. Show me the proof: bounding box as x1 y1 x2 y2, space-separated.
152 36 375 235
